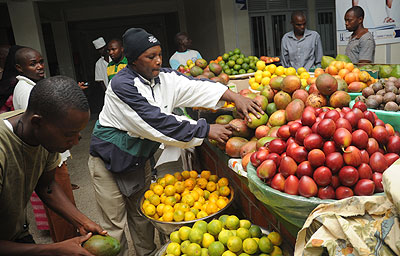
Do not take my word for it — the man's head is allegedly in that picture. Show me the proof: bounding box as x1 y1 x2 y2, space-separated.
25 76 90 153
174 32 192 51
345 6 365 32
107 39 124 63
291 11 307 36
123 28 162 80
15 47 45 82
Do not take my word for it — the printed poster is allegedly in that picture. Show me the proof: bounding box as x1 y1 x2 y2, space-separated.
336 0 400 45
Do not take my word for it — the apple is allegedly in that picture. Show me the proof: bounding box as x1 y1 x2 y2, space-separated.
284 175 299 195
313 166 332 186
271 173 285 191
335 186 354 200
354 179 375 196
298 176 318 198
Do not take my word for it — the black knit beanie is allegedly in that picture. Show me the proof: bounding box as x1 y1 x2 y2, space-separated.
123 28 161 63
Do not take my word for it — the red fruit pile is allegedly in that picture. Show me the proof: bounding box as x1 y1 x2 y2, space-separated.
251 101 400 200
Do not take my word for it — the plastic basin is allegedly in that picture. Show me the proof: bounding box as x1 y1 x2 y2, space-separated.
350 100 400 131
137 186 235 236
348 92 362 100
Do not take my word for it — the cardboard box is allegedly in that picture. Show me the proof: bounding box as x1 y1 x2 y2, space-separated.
229 78 250 92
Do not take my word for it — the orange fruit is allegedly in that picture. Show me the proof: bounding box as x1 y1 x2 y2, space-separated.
152 184 164 196
206 202 219 215
217 177 229 187
209 175 218 183
193 187 204 197
165 196 177 206
144 204 156 216
174 181 185 193
352 68 360 73
267 231 282 246
314 68 325 77
182 194 195 207
181 170 190 180
196 177 208 189
189 170 198 179
344 72 358 84
206 181 217 192
156 203 165 216
163 211 174 222
334 61 345 70
173 210 185 222
164 185 176 196
219 186 231 197
158 178 166 188
174 193 181 202
164 174 176 185
338 68 350 79
184 178 196 190
216 198 228 209
345 62 354 71
190 190 200 201
327 66 338 75
174 172 183 181
200 170 211 180
163 205 174 214
148 194 161 206
144 190 154 199
149 183 156 191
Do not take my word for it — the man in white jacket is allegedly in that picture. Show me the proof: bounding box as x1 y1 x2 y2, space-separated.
88 28 264 255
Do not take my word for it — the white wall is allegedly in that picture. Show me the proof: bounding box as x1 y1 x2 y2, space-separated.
217 0 252 56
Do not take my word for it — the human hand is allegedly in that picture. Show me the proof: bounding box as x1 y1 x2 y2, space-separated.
52 233 95 256
78 82 89 90
208 124 234 144
232 94 264 122
78 220 107 236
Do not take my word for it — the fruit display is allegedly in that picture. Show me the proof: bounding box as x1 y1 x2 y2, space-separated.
360 64 400 79
213 48 261 76
177 58 230 85
260 56 280 64
83 235 121 256
163 215 283 256
141 170 232 222
355 77 400 111
249 101 399 200
248 63 310 92
312 60 377 93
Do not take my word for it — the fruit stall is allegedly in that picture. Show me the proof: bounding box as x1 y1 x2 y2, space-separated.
174 51 400 255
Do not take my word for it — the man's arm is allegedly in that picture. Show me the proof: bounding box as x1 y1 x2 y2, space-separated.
280 36 290 68
314 34 324 67
35 168 106 236
0 234 95 256
358 36 375 64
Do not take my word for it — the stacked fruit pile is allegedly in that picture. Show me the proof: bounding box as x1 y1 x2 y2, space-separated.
165 215 283 256
141 171 232 222
177 58 229 85
313 60 377 93
249 101 399 200
356 77 400 111
248 63 310 92
212 48 261 76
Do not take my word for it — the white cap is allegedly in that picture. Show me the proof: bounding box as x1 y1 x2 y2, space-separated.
92 37 106 50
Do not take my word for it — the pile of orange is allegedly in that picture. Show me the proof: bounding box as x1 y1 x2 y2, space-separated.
142 170 232 222
308 61 377 93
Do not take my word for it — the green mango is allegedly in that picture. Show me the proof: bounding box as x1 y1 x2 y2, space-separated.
335 54 352 63
321 56 336 69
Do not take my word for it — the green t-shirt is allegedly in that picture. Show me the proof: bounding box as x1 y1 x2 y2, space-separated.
107 56 128 81
0 114 60 241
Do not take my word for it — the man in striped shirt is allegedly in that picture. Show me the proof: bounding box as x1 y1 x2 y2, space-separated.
106 39 127 83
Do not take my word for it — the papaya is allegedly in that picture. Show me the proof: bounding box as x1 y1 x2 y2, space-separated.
321 56 335 69
335 54 352 63
389 64 400 78
83 235 121 256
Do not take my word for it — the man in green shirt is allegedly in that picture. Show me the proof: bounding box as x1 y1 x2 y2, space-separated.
106 39 128 82
0 76 106 255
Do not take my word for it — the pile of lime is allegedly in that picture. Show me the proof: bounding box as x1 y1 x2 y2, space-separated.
165 215 283 256
217 48 260 76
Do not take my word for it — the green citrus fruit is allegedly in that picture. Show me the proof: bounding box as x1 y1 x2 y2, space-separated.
208 241 225 256
249 225 262 238
225 215 240 230
207 220 223 236
258 236 273 253
227 236 242 253
242 238 258 254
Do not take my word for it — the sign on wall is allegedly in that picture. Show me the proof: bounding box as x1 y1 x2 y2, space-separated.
336 0 400 45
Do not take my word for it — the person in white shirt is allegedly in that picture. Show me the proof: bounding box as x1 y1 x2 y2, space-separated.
92 37 109 89
13 47 79 242
169 32 202 69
